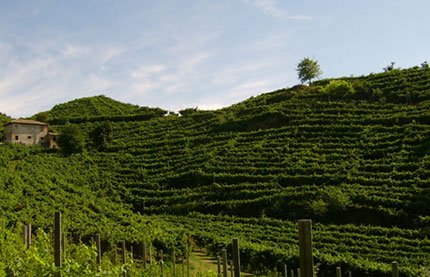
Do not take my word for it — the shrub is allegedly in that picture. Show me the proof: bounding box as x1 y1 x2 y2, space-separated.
351 80 371 99
322 186 351 213
321 80 355 97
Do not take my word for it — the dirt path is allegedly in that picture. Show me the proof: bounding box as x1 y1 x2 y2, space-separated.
189 247 255 276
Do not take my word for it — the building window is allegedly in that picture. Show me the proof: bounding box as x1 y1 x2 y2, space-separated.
28 136 32 139
15 136 19 140
53 137 57 141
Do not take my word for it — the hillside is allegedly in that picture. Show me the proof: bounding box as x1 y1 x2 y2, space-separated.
31 95 167 124
97 67 430 229
1 66 430 275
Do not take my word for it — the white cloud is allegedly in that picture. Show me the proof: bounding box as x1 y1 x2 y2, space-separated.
197 103 225 110
99 46 124 65
0 57 57 98
288 15 313 21
0 39 123 117
229 80 271 99
242 0 286 18
182 52 212 69
212 61 272 86
242 0 312 20
249 33 291 52
85 74 116 93
132 82 160 94
131 65 166 80
61 44 90 58
191 79 275 112
0 41 11 57
130 51 213 99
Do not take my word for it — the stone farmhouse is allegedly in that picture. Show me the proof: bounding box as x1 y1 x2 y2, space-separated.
2 119 59 148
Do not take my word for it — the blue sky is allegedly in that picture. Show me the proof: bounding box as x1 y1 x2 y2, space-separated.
1 0 429 118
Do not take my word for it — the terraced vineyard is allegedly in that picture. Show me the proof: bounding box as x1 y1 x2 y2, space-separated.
91 79 430 229
157 213 430 276
1 66 430 275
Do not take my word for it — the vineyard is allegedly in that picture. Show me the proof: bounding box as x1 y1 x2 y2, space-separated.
1 66 430 276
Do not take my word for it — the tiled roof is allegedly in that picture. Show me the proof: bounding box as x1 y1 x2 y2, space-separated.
2 119 49 127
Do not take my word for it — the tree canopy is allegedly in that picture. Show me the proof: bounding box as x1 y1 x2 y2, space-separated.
90 121 113 151
296 57 322 85
57 123 85 155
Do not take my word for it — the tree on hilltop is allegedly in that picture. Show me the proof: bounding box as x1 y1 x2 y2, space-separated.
296 57 322 85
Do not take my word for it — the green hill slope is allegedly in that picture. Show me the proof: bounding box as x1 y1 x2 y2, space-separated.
92 68 430 229
32 95 167 124
2 66 430 276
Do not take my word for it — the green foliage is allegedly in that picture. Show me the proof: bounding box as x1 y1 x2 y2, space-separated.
2 65 430 276
157 213 429 276
296 57 322 85
34 111 50 123
0 112 11 125
0 112 12 138
89 121 113 151
35 95 167 124
179 107 199 117
58 123 85 155
0 224 187 276
321 80 355 97
322 186 351 213
351 80 371 98
49 95 141 119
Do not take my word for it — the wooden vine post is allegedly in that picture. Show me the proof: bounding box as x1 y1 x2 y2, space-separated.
149 245 153 265
1 220 4 237
23 224 28 246
173 248 176 276
392 261 399 277
298 219 314 277
113 243 117 265
130 246 134 261
122 240 127 277
217 255 221 276
62 232 66 258
232 238 240 277
54 211 62 276
182 257 185 277
336 266 342 277
27 223 31 249
284 264 287 277
222 249 228 277
96 234 102 270
160 249 164 277
187 238 190 277
142 242 147 269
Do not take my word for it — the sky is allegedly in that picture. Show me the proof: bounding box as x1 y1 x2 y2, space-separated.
1 0 429 118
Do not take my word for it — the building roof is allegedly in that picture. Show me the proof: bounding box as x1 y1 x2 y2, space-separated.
2 119 49 127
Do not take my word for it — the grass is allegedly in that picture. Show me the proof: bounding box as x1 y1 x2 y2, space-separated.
189 247 257 276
